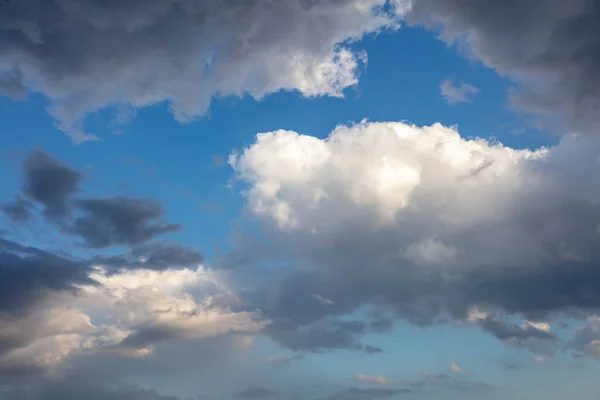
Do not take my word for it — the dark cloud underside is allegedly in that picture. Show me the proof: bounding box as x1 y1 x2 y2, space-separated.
410 0 600 132
73 197 180 248
22 150 81 219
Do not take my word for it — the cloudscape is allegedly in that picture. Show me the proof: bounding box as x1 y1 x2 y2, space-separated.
1 1 600 399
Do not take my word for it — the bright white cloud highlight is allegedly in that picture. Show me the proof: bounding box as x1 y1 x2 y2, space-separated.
449 362 462 373
354 373 395 385
0 267 267 371
230 120 600 356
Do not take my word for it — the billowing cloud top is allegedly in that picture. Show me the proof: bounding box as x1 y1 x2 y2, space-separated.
230 120 600 355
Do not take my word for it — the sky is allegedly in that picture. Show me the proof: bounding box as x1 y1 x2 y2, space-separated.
1 1 600 399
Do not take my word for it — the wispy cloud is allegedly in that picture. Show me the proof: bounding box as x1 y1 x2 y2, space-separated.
354 374 395 385
440 79 480 104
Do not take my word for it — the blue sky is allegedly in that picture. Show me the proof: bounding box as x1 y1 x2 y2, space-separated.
1 2 600 400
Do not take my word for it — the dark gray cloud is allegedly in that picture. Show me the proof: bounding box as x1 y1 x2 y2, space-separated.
264 354 304 365
22 150 81 219
565 317 600 358
92 242 204 270
0 0 403 142
478 317 554 342
1 196 33 222
409 0 600 133
0 237 92 314
367 312 394 334
265 316 382 354
440 79 479 104
236 386 275 398
73 197 180 248
0 237 93 366
0 65 26 99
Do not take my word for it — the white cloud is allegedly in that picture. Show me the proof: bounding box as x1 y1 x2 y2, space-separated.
230 120 600 353
313 294 335 305
354 373 395 385
0 267 267 371
525 321 551 333
231 120 547 242
449 362 462 373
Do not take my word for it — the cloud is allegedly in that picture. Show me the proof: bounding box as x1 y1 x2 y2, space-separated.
236 386 275 398
319 387 410 400
92 242 204 270
313 293 335 305
0 65 26 99
228 120 600 355
408 0 600 133
354 374 395 385
368 313 394 333
440 79 479 104
22 150 81 219
473 314 558 356
1 196 32 222
449 362 462 373
0 0 407 142
264 317 381 354
73 197 180 248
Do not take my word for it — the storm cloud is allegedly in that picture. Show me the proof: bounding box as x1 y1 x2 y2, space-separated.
73 197 180 248
409 0 600 132
22 150 81 219
0 0 405 142
92 242 204 270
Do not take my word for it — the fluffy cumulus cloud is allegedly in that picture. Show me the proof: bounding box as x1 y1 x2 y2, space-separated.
229 120 600 356
0 0 408 142
408 0 600 133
